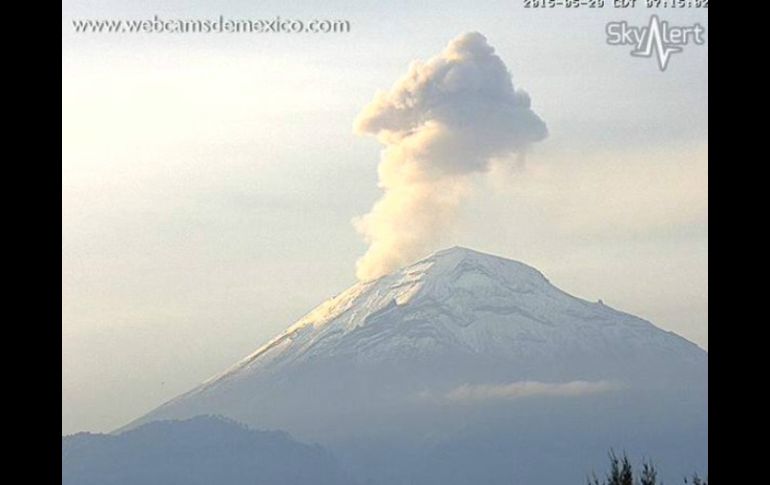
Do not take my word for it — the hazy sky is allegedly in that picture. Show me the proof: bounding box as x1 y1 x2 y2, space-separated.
62 1 708 434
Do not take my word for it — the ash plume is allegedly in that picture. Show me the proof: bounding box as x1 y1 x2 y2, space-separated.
353 32 548 281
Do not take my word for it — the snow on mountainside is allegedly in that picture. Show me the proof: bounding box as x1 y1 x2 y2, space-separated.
120 247 707 485
195 247 699 387
128 247 706 434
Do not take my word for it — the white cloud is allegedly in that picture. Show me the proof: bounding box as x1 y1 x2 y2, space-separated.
443 380 619 403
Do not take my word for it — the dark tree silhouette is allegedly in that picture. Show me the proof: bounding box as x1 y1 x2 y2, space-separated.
587 450 634 485
588 450 706 485
639 460 658 485
684 473 707 484
616 452 634 485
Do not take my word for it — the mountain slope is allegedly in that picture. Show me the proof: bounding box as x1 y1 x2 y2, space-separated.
213 246 701 376
63 415 355 485
121 247 707 484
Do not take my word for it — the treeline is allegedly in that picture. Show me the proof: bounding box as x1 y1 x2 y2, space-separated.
588 450 707 485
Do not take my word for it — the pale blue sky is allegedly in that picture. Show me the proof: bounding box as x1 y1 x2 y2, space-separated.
62 1 707 434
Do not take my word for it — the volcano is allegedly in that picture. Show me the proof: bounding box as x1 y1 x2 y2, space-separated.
124 247 707 484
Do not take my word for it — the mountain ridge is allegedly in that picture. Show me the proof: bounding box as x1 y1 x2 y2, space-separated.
65 415 355 485
114 246 707 484
124 246 705 435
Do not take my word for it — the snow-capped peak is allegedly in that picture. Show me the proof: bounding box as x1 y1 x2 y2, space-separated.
122 245 708 485
196 247 552 385
128 246 706 438
253 248 548 350
188 246 701 394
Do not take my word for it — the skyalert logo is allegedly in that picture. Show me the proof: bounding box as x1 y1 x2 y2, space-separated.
606 15 706 71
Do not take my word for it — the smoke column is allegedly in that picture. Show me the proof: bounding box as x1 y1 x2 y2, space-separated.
353 32 548 281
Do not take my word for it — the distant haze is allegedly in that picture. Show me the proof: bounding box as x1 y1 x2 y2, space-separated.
62 0 707 435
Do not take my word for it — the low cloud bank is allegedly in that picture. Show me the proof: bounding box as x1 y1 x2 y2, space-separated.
443 380 618 403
